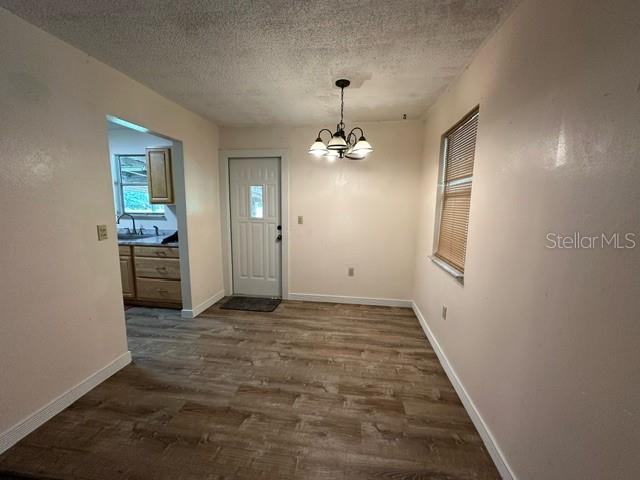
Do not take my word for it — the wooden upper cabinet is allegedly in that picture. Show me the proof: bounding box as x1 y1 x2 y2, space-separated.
146 147 174 204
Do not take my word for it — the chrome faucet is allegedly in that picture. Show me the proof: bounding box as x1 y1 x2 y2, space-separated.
116 213 137 235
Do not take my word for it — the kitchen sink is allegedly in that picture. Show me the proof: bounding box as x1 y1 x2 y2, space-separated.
117 233 157 240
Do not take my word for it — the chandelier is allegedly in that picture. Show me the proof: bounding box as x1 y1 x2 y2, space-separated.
308 79 373 160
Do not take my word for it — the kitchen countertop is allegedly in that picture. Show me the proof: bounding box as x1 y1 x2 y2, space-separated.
118 235 178 247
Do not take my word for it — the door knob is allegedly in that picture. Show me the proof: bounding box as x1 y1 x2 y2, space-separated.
276 234 282 242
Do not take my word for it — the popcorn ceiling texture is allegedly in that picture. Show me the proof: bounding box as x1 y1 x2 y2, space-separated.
0 0 518 126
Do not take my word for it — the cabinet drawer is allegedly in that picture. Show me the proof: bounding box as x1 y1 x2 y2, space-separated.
134 246 179 258
118 245 132 256
135 257 180 280
136 278 181 303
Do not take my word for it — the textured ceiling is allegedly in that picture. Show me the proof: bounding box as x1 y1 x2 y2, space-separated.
1 0 518 126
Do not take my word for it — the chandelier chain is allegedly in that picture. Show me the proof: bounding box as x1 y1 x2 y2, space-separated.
340 86 344 127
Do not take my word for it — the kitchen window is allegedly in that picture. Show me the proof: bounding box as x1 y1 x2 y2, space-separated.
115 154 165 216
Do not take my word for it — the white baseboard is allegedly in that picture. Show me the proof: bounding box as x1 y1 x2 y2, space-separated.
0 351 131 455
411 302 515 480
181 288 225 318
288 292 412 308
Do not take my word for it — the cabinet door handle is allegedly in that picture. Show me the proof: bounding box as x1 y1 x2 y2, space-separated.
156 266 168 272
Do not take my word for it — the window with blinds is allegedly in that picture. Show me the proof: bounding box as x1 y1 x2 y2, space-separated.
435 108 479 274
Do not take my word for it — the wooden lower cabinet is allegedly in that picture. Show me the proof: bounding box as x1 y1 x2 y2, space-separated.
119 256 136 299
119 244 181 308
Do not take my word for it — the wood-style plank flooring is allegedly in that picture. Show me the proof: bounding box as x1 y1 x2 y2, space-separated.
0 300 499 479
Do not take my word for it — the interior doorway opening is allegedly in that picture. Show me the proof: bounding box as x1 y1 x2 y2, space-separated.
105 116 192 316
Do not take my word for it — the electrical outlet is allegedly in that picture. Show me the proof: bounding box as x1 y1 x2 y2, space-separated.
348 267 355 277
298 216 304 224
97 224 108 241
442 305 447 320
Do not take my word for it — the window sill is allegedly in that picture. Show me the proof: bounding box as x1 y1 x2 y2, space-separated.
429 255 464 285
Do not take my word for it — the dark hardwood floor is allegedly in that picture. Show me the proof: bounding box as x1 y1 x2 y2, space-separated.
0 300 499 479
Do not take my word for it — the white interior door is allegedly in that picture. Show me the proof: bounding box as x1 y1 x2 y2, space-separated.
229 157 281 297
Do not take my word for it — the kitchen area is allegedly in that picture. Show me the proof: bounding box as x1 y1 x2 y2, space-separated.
108 118 184 309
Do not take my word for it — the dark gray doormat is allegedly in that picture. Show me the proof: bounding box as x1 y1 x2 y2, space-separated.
221 296 281 312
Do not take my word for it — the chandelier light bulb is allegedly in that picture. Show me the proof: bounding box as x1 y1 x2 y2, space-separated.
345 146 366 160
325 151 338 163
352 136 373 155
308 137 328 157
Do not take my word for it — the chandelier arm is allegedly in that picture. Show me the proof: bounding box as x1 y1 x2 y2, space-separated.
317 128 333 141
346 131 358 147
348 127 364 139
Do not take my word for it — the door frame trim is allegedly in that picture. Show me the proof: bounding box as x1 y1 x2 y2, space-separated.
219 150 289 299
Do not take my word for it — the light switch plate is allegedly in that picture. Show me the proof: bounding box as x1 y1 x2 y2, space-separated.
298 216 304 224
348 267 355 277
97 224 108 241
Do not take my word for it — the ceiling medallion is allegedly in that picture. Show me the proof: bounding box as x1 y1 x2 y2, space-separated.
308 79 373 160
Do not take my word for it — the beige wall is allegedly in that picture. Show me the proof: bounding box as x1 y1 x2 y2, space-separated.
413 0 640 478
220 121 423 301
0 8 223 434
